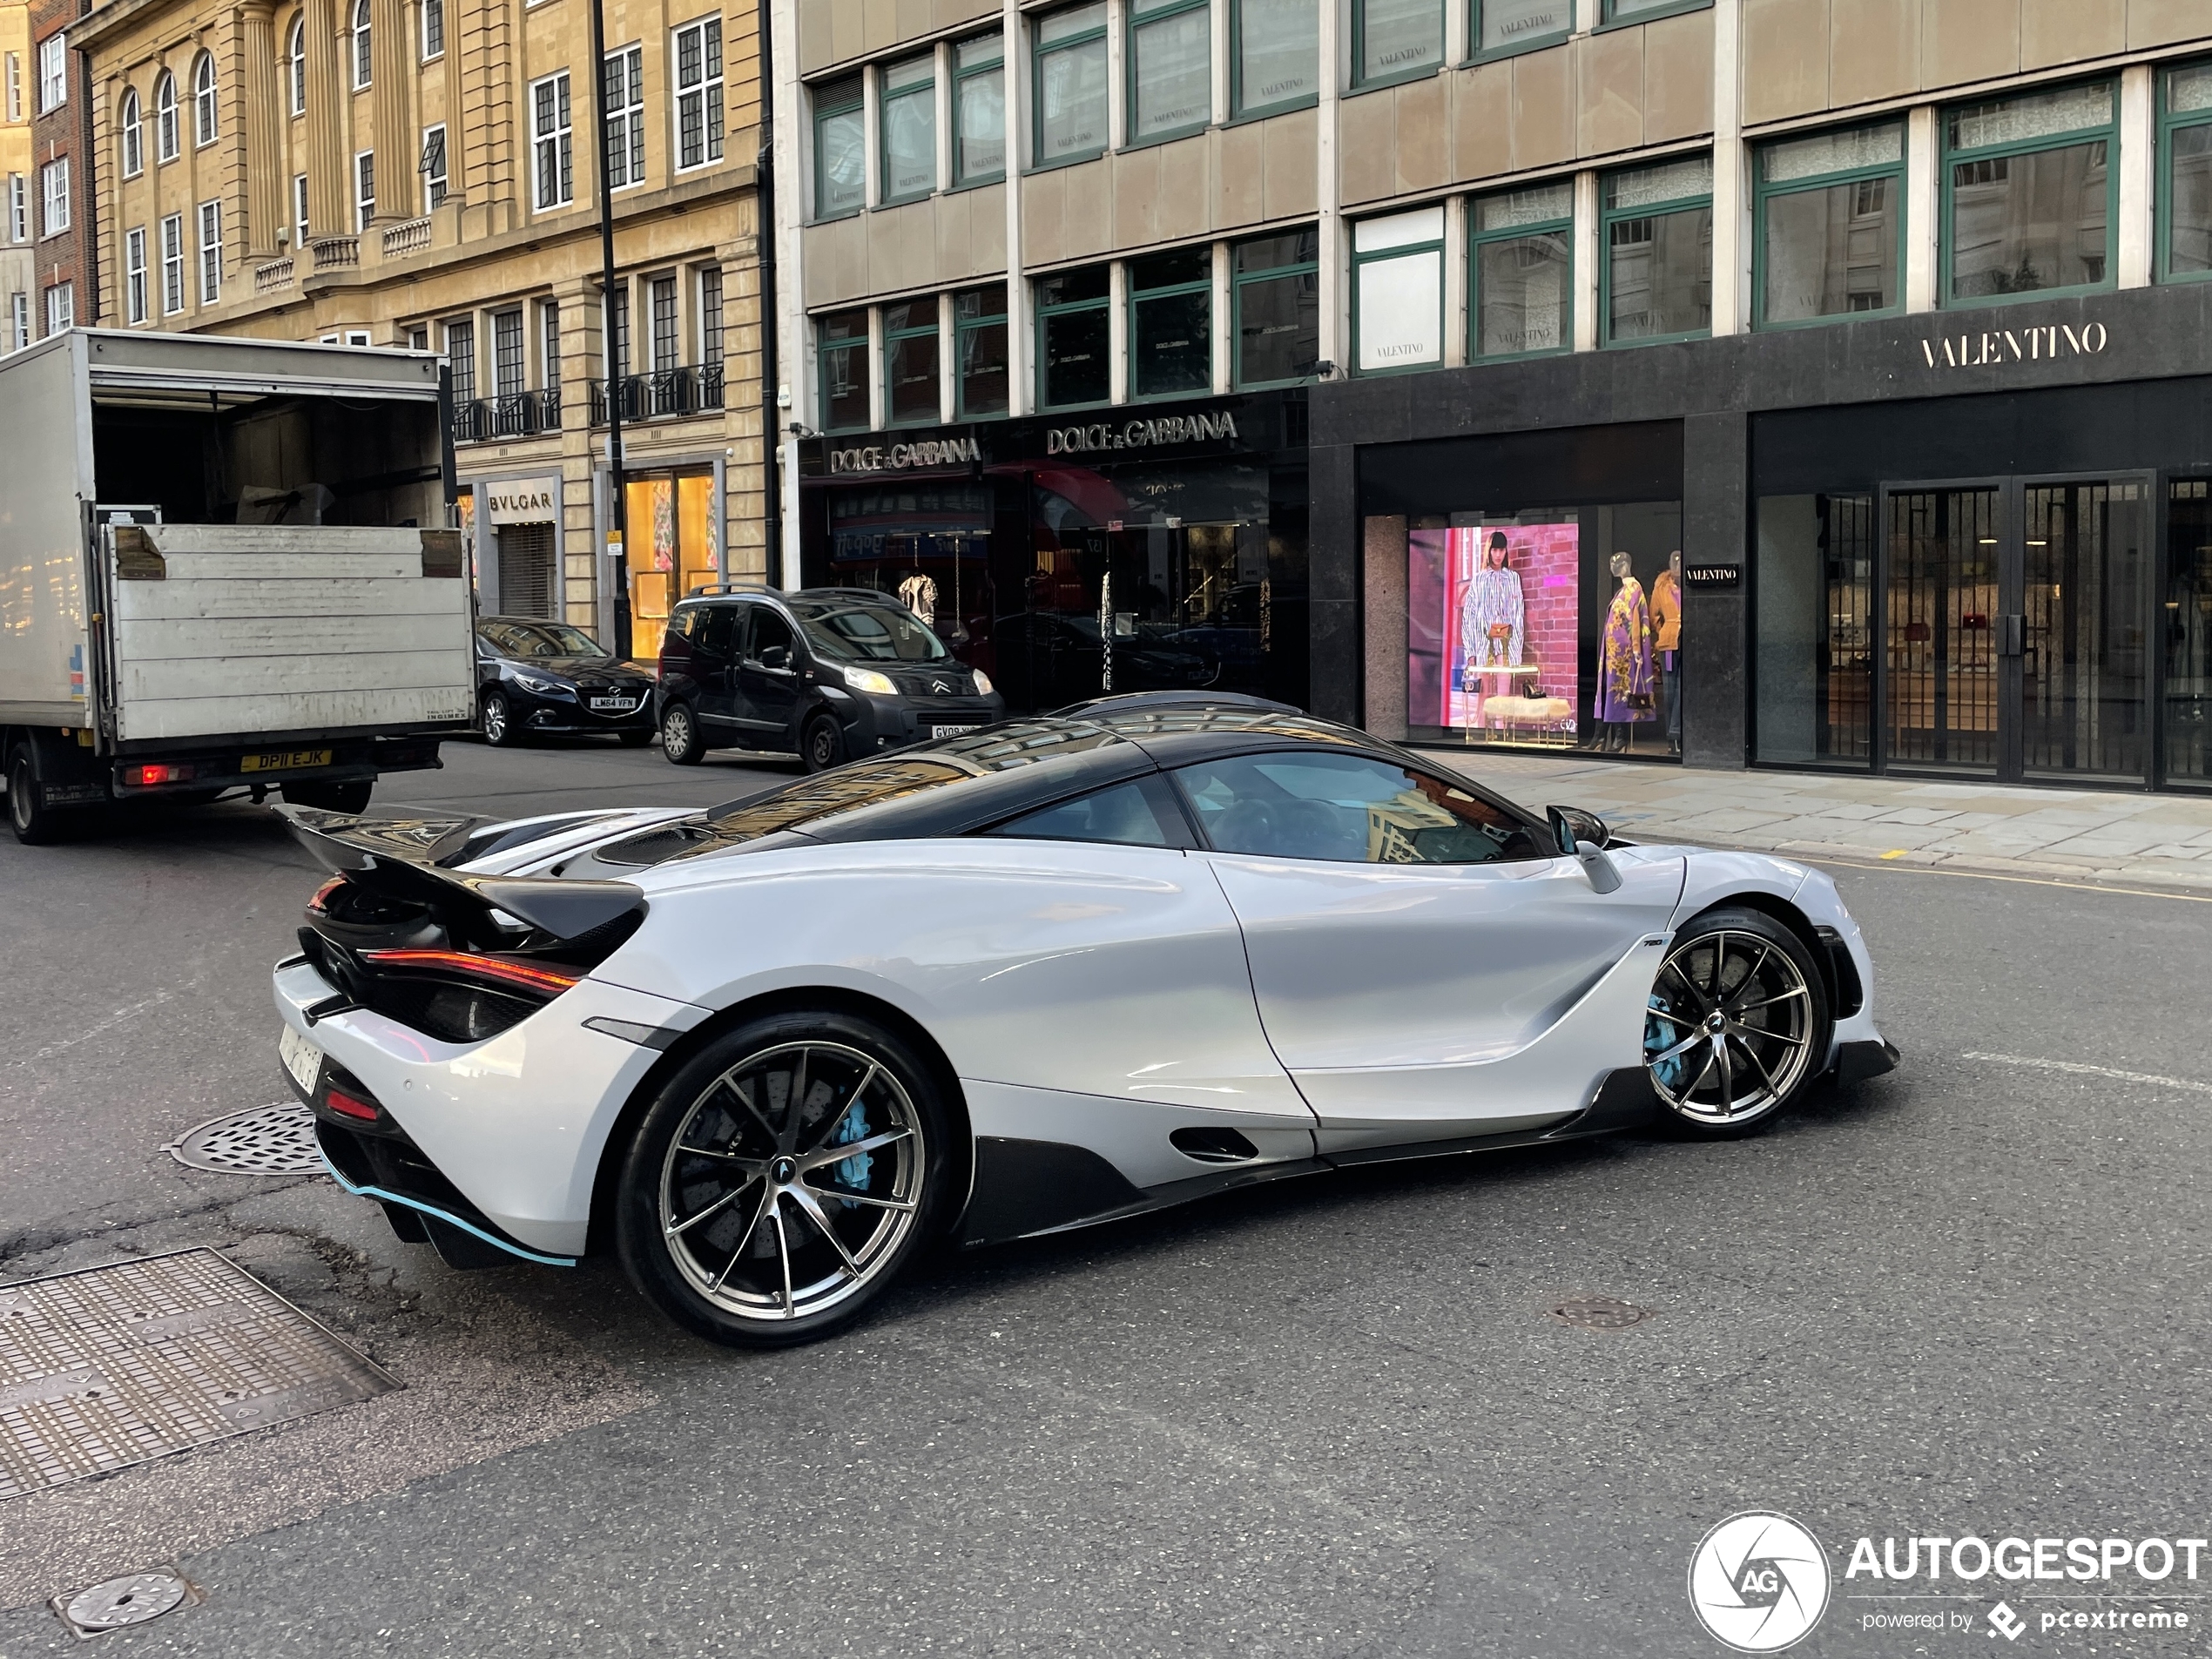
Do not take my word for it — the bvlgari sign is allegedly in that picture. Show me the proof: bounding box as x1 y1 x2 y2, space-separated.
1916 320 2109 370
483 475 561 524
1046 411 1239 455
829 436 984 475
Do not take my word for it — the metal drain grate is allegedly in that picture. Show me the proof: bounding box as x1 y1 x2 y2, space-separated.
0 1248 397 1501
165 1103 322 1176
1550 1296 1650 1331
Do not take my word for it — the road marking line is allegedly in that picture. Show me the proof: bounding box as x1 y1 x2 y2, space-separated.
1963 1051 2212 1097
1881 849 1908 860
14 990 177 1067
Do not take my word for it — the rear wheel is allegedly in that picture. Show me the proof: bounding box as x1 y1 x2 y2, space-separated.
481 689 519 747
6 744 64 846
281 779 374 813
1643 908 1829 1138
661 701 704 765
615 1011 955 1348
800 712 845 773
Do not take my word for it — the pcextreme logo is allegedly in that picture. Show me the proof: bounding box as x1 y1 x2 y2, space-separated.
1689 1513 1832 1652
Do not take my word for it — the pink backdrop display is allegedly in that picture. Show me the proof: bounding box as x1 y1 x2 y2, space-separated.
1440 521 1580 735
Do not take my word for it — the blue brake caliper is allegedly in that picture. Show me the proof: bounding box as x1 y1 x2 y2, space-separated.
829 1101 873 1191
1646 995 1688 1093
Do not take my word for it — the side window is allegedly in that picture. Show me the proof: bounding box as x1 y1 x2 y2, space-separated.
665 605 698 641
748 607 796 665
695 604 738 658
986 777 1192 848
1172 751 1541 865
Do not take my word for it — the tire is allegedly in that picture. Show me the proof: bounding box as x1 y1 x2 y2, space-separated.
481 689 519 747
281 779 374 813
617 726 655 748
661 701 704 765
1644 907 1831 1139
6 744 64 846
799 711 845 773
615 1010 957 1348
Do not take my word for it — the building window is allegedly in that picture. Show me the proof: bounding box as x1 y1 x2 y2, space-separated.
446 317 475 402
192 52 216 145
118 89 143 177
606 282 630 374
954 34 1004 185
1035 3 1108 169
7 175 24 242
1755 121 1903 327
1232 227 1318 387
38 158 67 237
1470 180 1571 358
4 51 19 121
604 44 644 188
354 150 374 231
160 213 184 313
954 285 1008 416
44 281 71 335
649 273 678 369
673 17 723 170
698 266 722 366
352 0 372 90
288 15 305 113
155 72 179 162
1943 80 2115 305
1035 265 1109 408
293 173 309 247
532 71 573 209
421 125 448 211
37 33 64 114
198 199 221 304
1353 0 1442 90
1473 0 1571 59
1603 0 1709 17
125 226 147 324
817 308 869 431
494 307 525 396
1128 0 1209 145
1352 207 1445 374
421 0 443 60
880 54 935 204
812 75 863 218
1129 248 1211 396
882 297 940 423
10 292 27 350
1602 153 1712 345
1233 0 1318 117
541 299 562 393
2159 61 2212 282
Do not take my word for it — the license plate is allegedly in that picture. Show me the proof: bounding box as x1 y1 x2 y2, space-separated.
279 1024 322 1097
931 725 981 739
590 697 638 711
241 748 333 773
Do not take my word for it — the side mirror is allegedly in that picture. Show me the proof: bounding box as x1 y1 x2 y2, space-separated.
759 644 791 671
1548 805 1623 894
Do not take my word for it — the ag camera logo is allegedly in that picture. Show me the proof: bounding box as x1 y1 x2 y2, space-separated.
1689 1512 1832 1652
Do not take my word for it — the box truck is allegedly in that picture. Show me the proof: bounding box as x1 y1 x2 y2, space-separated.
0 330 476 843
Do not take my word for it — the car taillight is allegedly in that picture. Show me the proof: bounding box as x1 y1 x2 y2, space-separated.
124 762 194 786
307 875 347 915
359 948 583 997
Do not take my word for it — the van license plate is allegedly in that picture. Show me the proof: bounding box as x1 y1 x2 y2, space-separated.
242 748 333 773
931 725 981 740
279 1025 322 1097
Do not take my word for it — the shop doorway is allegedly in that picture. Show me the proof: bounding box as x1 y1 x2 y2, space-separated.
1880 475 2152 785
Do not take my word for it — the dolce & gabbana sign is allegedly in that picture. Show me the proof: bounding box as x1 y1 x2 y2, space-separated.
1045 411 1240 455
1915 320 2109 370
829 436 984 475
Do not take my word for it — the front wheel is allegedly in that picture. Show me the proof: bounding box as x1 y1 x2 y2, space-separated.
1643 908 1830 1138
615 1012 956 1348
799 712 845 773
661 701 704 765
481 689 519 747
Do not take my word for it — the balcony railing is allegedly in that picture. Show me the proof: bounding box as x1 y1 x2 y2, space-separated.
381 216 431 259
588 364 725 427
449 388 562 445
308 235 360 272
253 257 294 293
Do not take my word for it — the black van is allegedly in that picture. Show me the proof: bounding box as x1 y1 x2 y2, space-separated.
655 587 1004 771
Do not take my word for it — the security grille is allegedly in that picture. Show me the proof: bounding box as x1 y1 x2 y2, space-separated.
497 523 557 618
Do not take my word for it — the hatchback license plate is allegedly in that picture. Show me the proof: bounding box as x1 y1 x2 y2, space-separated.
931 725 981 739
590 697 637 711
241 748 332 773
279 1025 321 1096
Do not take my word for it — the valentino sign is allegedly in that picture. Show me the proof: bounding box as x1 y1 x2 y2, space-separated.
828 436 984 475
1917 320 2110 370
1045 411 1240 455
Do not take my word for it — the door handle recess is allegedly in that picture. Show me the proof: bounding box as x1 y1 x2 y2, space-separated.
1999 614 2026 657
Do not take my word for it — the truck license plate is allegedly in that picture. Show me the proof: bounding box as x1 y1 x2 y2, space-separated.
931 725 981 740
242 748 333 773
279 1025 322 1097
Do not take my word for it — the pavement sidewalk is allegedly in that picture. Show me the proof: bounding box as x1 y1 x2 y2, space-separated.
1414 746 2212 893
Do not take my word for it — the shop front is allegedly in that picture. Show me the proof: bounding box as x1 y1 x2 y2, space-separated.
620 467 724 645
1313 282 2212 793
793 391 1309 714
463 472 564 619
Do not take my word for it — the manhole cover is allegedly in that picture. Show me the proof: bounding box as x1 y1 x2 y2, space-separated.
0 1248 398 1501
1550 1296 1649 1331
55 1569 195 1635
166 1102 321 1176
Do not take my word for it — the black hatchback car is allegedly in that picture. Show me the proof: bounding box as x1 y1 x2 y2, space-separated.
656 588 1004 771
476 617 657 747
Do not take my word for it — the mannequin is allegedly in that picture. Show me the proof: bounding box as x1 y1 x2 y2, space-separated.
1652 550 1683 756
1596 551 1656 752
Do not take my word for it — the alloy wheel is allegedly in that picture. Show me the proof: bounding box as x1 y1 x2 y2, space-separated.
1644 928 1816 1127
657 1041 925 1325
482 693 509 745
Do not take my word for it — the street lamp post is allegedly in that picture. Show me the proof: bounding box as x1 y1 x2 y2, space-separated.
588 0 631 659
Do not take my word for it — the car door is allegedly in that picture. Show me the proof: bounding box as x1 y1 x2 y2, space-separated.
685 603 741 734
1174 749 1685 1157
731 604 806 746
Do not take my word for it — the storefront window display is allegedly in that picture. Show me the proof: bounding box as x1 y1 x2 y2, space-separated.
624 473 719 644
1405 504 1683 755
2166 479 2212 784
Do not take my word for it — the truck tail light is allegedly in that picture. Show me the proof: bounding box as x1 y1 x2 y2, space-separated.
124 762 195 786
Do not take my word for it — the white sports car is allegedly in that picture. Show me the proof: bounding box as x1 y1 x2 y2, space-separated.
272 698 1896 1346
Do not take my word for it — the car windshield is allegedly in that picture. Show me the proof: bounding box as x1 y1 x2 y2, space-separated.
790 602 949 664
481 620 609 659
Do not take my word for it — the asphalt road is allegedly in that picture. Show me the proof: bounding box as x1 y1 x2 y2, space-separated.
2 738 2208 1656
